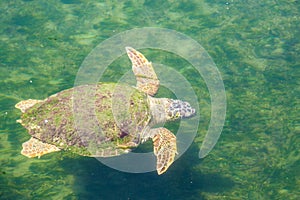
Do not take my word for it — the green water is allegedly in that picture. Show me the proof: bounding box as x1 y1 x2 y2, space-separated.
0 0 299 199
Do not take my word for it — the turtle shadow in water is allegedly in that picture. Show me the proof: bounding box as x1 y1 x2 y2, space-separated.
58 143 235 200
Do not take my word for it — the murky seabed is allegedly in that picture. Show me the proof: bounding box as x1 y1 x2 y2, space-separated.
0 0 299 199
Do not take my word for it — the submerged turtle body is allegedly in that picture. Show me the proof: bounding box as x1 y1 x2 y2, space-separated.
18 83 150 157
16 47 196 175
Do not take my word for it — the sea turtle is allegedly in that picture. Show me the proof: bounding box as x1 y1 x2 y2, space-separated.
15 47 196 175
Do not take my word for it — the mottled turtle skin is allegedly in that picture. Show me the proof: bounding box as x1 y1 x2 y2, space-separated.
16 47 196 175
19 83 151 157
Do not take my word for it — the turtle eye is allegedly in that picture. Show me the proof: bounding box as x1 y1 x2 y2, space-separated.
167 110 181 120
175 112 181 119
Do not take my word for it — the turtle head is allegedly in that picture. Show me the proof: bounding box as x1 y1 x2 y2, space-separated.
166 99 196 121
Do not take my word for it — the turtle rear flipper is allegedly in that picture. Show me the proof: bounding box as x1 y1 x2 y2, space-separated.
151 128 178 175
21 137 60 158
15 99 43 113
126 47 160 96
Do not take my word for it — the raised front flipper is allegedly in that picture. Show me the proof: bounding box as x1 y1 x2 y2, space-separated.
151 127 178 175
126 47 159 96
21 137 60 158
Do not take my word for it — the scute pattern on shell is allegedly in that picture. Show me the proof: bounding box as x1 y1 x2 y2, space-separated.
20 83 151 156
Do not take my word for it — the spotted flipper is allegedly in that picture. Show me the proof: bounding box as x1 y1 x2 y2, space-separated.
21 137 60 158
126 47 159 96
15 99 43 113
151 127 178 175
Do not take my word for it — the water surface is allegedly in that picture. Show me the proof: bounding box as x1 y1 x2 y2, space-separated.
0 0 299 199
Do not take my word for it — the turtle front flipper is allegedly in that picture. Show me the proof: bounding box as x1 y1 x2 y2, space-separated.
126 47 160 96
21 137 60 158
151 127 178 175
